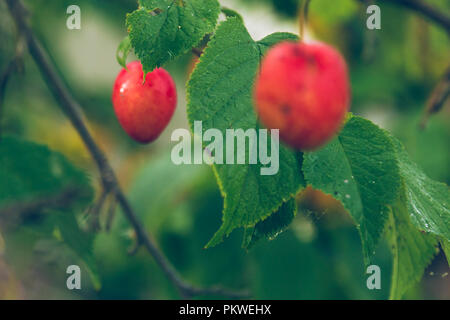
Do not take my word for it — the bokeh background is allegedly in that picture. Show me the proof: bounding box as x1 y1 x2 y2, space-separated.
0 0 449 299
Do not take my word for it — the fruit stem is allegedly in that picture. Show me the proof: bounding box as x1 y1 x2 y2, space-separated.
299 0 312 41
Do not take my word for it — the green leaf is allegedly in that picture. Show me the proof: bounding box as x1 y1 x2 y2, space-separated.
126 0 220 74
243 198 297 249
302 116 402 264
387 194 437 300
0 136 99 288
391 137 450 241
441 239 450 266
220 7 243 22
187 18 303 247
257 32 300 52
0 136 92 208
384 136 449 297
116 36 132 68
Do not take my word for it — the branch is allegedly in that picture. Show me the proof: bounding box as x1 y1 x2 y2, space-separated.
387 0 450 32
85 188 109 232
0 34 25 137
358 0 450 32
420 66 450 129
0 61 15 136
4 0 249 299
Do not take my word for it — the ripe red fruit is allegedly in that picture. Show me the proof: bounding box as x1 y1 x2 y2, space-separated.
254 41 350 150
112 61 177 143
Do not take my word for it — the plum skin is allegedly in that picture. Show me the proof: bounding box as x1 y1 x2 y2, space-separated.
254 41 351 151
112 61 177 143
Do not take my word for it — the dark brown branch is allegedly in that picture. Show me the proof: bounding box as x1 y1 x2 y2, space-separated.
420 67 450 129
0 35 25 137
86 188 109 232
4 0 248 299
105 195 117 232
358 0 450 32
0 61 16 136
385 0 450 32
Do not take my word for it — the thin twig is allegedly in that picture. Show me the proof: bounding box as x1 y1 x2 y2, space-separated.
0 61 15 136
386 0 450 32
0 35 25 137
299 0 312 40
86 188 109 232
127 233 141 256
105 194 117 232
4 0 249 299
420 67 450 129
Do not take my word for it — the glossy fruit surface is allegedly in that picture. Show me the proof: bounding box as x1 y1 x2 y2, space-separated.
254 41 350 150
112 61 177 143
